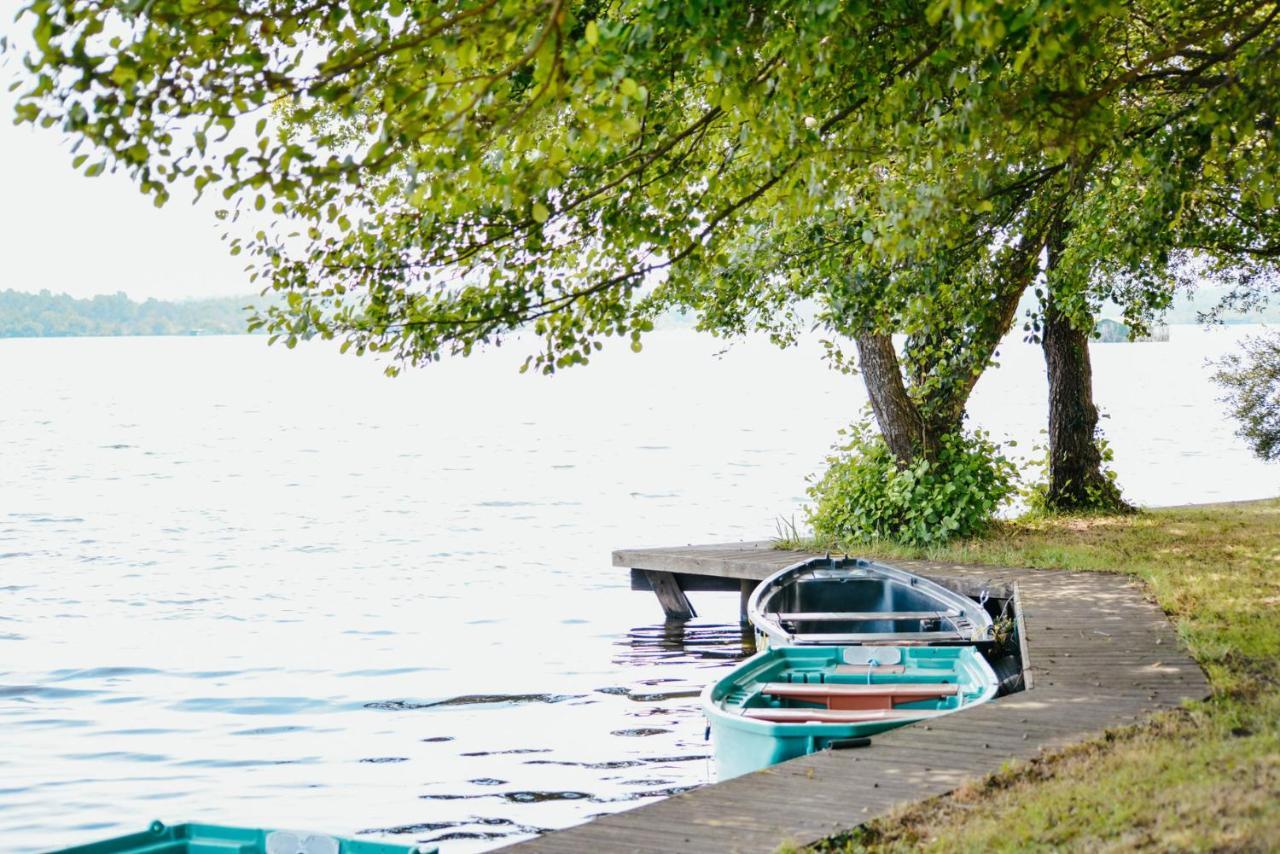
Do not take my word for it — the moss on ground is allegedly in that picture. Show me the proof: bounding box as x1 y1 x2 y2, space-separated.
784 498 1280 852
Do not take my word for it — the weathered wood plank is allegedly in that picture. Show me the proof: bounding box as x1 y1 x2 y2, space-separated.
629 568 746 592
644 569 696 620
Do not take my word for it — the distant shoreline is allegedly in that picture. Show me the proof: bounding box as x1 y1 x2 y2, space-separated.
1 285 1275 340
0 289 262 339
0 330 263 340
0 318 1273 342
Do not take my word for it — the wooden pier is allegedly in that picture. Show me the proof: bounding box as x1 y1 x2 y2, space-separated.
497 543 1210 854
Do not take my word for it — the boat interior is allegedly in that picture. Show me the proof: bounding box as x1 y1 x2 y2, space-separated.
721 646 989 725
758 571 977 642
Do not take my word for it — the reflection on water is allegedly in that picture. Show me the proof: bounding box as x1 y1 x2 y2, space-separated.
2 610 751 852
340 619 748 847
614 621 758 667
1 329 1273 852
365 694 584 711
1 572 752 854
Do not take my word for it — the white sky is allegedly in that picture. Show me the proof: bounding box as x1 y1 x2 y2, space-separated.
0 88 253 301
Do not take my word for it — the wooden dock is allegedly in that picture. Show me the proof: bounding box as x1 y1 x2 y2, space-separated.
497 543 1210 854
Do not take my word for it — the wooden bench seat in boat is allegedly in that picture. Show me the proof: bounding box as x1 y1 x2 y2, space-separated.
761 681 958 711
741 707 949 723
832 663 906 675
772 610 959 622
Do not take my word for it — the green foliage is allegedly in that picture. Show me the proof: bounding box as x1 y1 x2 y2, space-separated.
0 289 263 338
12 0 1278 525
807 423 1018 547
14 0 1278 375
1214 331 1280 462
1021 432 1125 516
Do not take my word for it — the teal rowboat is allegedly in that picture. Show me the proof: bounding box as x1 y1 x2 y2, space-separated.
48 820 433 854
702 645 998 780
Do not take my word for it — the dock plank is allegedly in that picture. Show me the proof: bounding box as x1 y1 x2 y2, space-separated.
497 545 1209 854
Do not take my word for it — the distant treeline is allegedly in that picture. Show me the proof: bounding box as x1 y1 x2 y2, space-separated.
1015 285 1280 329
0 290 264 338
4 286 1275 341
1093 317 1171 343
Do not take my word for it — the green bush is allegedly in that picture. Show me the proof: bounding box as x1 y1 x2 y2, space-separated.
806 423 1018 547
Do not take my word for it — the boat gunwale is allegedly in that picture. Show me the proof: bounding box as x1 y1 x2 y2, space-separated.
770 609 963 622
747 557 996 647
701 645 999 740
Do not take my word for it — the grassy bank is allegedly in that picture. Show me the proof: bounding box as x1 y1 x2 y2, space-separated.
789 498 1280 852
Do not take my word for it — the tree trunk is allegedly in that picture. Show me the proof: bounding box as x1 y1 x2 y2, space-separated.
855 333 934 464
852 207 1051 469
1041 228 1128 511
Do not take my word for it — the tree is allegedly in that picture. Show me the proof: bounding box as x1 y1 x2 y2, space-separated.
654 162 1063 465
17 0 951 369
1021 0 1280 510
1214 332 1280 462
1039 219 1128 511
14 0 1280 517
14 0 1079 471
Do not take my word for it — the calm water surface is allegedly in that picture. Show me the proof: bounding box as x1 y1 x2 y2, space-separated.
1 327 1275 851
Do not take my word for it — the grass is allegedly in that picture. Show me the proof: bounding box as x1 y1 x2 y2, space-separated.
781 498 1280 852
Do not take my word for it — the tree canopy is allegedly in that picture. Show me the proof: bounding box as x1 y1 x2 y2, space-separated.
18 0 1275 376
15 0 1279 540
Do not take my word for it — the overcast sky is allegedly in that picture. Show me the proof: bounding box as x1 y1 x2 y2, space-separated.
0 88 253 302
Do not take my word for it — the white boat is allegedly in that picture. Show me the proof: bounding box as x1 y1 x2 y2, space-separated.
748 556 995 648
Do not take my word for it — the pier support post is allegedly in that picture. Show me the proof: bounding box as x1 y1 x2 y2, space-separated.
644 570 696 620
739 579 756 623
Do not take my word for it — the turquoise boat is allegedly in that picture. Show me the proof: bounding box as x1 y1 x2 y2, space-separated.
49 820 432 854
702 645 998 779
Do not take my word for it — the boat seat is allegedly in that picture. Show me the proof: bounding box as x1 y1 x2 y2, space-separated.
761 681 958 711
742 707 948 723
773 609 959 622
832 664 906 675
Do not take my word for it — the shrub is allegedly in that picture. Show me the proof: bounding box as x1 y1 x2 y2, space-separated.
807 423 1018 547
1214 332 1280 462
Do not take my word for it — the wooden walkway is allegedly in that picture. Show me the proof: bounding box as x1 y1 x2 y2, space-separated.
498 544 1210 854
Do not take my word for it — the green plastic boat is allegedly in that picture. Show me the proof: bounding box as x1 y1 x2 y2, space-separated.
48 820 433 854
702 644 998 779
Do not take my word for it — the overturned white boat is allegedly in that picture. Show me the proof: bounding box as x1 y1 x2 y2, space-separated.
748 556 995 647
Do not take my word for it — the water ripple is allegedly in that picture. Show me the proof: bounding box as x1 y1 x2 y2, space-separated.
170 696 336 715
365 693 582 711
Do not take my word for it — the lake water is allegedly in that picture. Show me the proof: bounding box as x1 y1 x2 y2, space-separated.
1 326 1275 852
